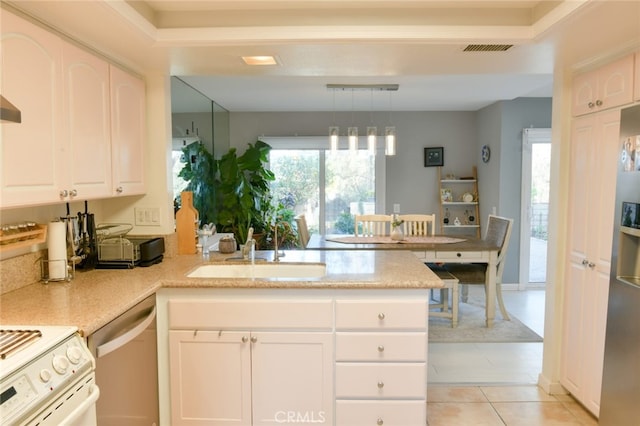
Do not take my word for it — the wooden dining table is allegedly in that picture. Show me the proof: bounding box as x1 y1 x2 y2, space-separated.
306 234 501 327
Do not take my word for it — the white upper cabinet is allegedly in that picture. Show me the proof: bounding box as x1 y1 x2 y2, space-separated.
1 10 145 208
0 11 65 207
110 66 146 196
572 54 634 116
62 42 112 200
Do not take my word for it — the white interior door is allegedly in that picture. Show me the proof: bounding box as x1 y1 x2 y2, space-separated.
519 128 551 289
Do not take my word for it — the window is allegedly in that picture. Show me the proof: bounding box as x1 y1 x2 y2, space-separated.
265 137 385 235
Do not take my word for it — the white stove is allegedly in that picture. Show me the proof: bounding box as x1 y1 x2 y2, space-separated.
0 325 98 426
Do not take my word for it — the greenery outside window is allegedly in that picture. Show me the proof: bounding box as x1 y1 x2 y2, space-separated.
264 136 386 236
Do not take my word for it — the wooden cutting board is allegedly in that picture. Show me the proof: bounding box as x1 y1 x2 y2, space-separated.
176 191 198 254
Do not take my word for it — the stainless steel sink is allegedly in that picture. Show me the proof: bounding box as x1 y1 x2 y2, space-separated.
187 262 327 278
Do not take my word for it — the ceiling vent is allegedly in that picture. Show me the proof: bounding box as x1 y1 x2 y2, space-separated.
463 44 513 52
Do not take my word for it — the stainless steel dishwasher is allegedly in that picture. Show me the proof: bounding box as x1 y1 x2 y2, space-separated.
87 294 159 426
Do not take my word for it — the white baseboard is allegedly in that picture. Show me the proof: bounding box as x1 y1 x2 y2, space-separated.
538 373 567 395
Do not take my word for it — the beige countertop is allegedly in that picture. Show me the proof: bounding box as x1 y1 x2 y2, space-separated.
0 250 441 336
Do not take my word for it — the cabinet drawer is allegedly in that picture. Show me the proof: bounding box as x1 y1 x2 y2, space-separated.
336 332 426 362
335 300 426 330
168 299 333 330
435 250 483 260
335 363 426 398
336 400 425 426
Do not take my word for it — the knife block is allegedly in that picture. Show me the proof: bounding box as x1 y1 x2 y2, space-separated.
176 191 199 254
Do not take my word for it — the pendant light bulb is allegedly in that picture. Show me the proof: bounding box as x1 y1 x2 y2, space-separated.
385 126 396 156
348 127 358 151
329 126 339 151
367 126 377 154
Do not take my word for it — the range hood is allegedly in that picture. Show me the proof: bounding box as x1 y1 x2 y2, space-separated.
0 95 22 123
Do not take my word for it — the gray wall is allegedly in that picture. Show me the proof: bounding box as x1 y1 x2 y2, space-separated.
230 110 476 216
230 98 552 284
477 98 553 283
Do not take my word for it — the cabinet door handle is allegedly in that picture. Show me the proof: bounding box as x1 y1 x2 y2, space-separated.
250 336 258 343
242 336 248 343
588 101 595 109
69 189 78 197
59 189 68 198
377 312 385 320
588 262 596 269
377 418 384 425
582 259 589 266
116 186 124 194
377 381 384 389
377 345 385 352
595 99 603 107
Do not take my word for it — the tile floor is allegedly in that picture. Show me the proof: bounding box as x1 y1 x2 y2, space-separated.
427 288 598 425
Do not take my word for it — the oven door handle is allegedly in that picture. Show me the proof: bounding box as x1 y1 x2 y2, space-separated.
96 306 156 358
62 383 100 424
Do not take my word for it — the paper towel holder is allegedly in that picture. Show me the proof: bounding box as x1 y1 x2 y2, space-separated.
40 258 75 283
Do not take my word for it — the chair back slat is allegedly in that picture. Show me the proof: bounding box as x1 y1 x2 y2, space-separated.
354 214 392 237
399 214 436 236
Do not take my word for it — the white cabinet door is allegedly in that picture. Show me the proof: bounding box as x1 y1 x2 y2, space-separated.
110 65 146 196
63 42 112 200
251 332 333 426
169 329 333 426
572 55 634 116
0 11 64 207
562 109 619 416
169 330 252 426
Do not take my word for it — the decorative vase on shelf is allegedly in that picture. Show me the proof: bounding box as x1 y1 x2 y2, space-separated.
391 226 404 241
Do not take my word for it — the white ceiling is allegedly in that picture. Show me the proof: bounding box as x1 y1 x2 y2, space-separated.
6 1 639 113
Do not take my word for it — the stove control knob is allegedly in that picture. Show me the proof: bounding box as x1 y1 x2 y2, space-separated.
52 355 69 374
67 346 83 364
40 369 52 383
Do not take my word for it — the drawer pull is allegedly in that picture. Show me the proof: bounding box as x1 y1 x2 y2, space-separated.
377 345 384 352
377 381 384 389
377 418 384 425
378 312 385 320
456 252 462 257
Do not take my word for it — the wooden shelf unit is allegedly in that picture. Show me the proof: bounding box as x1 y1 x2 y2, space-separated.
438 167 481 238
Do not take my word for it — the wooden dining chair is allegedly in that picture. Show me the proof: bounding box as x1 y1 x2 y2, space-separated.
295 214 310 248
399 214 436 236
427 264 460 327
445 214 514 320
354 214 392 237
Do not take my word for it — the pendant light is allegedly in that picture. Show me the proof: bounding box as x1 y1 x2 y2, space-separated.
367 89 377 154
329 89 339 151
385 127 396 156
348 89 358 152
385 90 397 156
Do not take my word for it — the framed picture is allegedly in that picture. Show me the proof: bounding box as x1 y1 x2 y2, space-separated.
424 147 444 167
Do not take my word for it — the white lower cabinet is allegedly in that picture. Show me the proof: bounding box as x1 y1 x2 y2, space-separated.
169 330 332 426
165 294 334 425
334 298 428 426
157 289 429 426
335 401 426 426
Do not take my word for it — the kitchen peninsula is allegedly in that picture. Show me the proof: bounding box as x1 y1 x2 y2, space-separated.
0 249 442 426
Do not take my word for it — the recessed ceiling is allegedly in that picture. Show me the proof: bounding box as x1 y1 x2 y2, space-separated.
8 1 634 113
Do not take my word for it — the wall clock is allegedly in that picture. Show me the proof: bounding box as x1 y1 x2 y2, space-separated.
481 145 491 163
